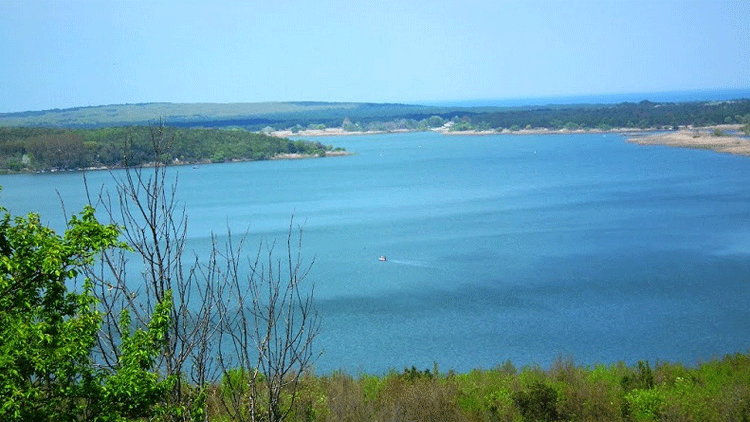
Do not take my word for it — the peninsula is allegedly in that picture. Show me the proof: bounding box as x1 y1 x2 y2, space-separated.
627 125 750 155
0 125 345 173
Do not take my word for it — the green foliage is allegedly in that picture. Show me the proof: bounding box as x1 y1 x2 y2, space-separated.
425 115 446 128
220 367 256 397
469 99 750 132
0 205 121 416
202 353 750 421
0 102 467 130
0 205 113 420
2 100 749 139
95 292 175 421
0 203 177 421
0 125 341 171
450 121 475 131
341 118 363 132
361 375 383 403
514 381 560 421
283 374 330 422
398 365 435 382
4 99 749 172
624 388 664 421
621 361 655 392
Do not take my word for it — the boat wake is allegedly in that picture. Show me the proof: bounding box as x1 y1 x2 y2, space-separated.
385 259 438 269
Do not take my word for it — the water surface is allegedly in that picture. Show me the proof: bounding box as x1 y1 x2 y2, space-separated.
3 132 749 374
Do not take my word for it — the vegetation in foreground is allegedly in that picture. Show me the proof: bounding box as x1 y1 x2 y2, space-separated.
206 355 750 422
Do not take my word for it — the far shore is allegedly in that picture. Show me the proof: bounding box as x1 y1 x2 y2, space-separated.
271 150 351 160
271 125 658 138
3 150 352 175
271 128 412 137
271 126 647 138
273 124 750 157
8 125 747 176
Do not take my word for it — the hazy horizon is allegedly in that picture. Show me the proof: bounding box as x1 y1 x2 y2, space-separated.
1 1 748 113
3 87 750 116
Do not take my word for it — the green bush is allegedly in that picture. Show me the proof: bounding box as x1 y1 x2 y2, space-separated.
624 388 664 421
514 381 559 422
0 203 179 421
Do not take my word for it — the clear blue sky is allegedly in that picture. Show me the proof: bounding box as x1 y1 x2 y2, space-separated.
1 0 748 112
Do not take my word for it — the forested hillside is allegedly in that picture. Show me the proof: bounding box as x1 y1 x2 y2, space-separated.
2 99 749 134
462 99 750 131
0 125 339 172
0 101 474 129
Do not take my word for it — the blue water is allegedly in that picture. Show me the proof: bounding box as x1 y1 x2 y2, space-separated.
3 132 750 374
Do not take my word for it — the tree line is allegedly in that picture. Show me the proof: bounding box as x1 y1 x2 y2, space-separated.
460 99 750 131
0 101 476 130
0 124 341 172
276 99 750 135
240 99 750 134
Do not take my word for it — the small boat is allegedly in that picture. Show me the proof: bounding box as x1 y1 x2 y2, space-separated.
379 256 387 262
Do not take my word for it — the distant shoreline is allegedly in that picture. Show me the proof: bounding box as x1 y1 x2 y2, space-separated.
0 150 352 175
274 124 750 157
5 125 747 175
271 126 647 138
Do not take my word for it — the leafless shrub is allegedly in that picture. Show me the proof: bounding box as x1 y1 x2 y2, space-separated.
211 219 320 422
82 120 319 421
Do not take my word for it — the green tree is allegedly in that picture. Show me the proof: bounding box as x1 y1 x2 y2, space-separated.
0 202 176 421
341 117 362 132
0 205 120 420
426 115 445 128
740 114 750 135
95 292 177 421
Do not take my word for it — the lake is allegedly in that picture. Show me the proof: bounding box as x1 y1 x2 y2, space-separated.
3 131 750 374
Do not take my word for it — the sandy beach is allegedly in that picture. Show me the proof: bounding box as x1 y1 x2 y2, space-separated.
272 126 646 138
271 128 409 137
436 127 646 136
627 125 750 156
271 150 351 159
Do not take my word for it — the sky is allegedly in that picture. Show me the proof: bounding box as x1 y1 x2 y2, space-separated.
1 0 748 113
